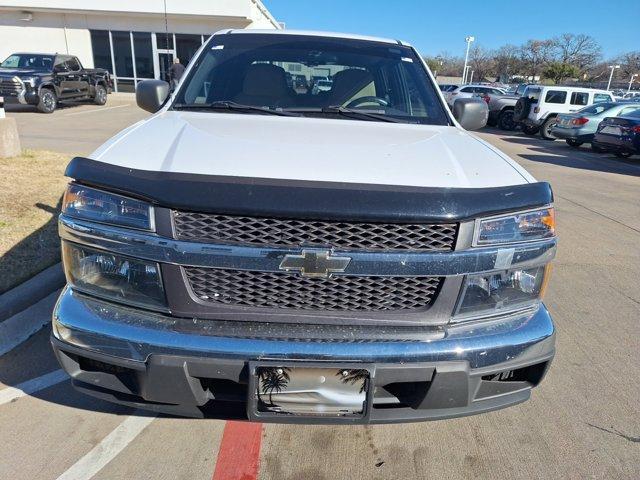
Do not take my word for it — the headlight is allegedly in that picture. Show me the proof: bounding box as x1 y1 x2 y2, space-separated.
474 207 555 246
454 265 551 320
62 242 166 311
62 184 154 230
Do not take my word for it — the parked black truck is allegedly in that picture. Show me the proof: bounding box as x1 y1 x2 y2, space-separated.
0 53 111 113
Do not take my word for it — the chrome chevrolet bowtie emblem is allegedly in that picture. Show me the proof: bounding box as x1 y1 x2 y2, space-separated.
279 250 351 278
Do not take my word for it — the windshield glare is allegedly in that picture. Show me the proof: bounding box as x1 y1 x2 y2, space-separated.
578 103 616 115
174 34 450 125
1 54 54 69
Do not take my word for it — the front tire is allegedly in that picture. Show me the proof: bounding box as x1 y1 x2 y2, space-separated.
522 125 539 136
540 117 557 140
93 84 107 105
37 89 57 113
498 110 517 131
566 139 583 148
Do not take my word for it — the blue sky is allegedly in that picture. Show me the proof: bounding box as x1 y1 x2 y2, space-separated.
263 0 638 59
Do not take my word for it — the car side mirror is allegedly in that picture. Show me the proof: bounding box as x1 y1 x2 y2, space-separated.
452 97 488 131
136 79 170 113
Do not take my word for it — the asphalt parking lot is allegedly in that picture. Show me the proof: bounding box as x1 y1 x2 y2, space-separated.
4 93 150 156
1 100 639 479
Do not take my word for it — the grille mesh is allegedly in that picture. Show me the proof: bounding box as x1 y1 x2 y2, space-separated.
173 212 458 251
0 77 22 96
184 267 443 312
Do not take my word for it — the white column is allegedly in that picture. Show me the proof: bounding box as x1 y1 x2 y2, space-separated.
108 30 118 92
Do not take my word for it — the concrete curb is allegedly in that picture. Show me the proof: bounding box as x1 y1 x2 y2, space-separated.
0 263 65 323
0 290 60 356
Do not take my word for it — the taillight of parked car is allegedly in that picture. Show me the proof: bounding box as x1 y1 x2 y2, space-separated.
633 125 640 133
483 94 491 104
571 117 589 126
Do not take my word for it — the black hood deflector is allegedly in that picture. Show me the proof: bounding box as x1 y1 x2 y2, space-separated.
65 157 553 222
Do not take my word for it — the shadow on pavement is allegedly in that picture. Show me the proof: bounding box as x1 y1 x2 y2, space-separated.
0 196 62 294
4 100 96 114
497 134 640 178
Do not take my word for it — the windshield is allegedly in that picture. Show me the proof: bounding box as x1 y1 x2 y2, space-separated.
173 34 450 125
577 103 616 115
1 54 54 70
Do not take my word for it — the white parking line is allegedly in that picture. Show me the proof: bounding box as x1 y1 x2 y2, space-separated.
56 413 157 480
62 104 130 116
0 369 68 406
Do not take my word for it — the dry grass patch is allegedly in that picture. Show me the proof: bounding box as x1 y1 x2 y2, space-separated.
0 150 71 293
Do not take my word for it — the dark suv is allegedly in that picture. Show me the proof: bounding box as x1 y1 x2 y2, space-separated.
0 53 111 113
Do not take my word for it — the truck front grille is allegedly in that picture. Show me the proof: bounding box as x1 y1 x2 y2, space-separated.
184 267 443 312
173 212 458 251
0 77 22 96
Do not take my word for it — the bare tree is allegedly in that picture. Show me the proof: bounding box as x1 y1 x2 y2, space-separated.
519 39 555 80
617 51 640 77
553 33 602 71
468 45 495 82
492 44 521 81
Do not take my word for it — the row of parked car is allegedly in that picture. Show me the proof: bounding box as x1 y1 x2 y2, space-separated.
440 82 640 158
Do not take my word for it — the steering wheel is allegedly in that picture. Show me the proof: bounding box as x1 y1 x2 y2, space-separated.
345 96 388 108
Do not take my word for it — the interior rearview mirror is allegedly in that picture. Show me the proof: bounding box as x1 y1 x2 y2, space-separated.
136 79 170 113
452 97 488 131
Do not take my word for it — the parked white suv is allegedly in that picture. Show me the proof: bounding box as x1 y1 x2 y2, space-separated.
444 84 507 107
513 85 614 139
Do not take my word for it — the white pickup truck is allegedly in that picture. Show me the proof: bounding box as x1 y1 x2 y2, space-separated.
52 30 556 423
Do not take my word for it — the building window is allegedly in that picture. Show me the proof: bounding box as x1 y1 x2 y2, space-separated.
156 33 174 50
175 34 202 66
116 79 136 93
111 31 134 78
133 32 154 78
90 30 113 73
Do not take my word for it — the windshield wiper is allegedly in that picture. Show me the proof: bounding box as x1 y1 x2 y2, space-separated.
286 106 410 123
172 101 301 117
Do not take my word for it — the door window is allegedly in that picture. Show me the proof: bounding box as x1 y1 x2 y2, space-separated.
618 106 640 116
593 93 612 103
65 57 81 71
570 92 589 106
544 90 567 104
53 56 68 72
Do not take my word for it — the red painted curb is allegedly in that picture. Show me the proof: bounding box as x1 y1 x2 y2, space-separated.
212 421 263 480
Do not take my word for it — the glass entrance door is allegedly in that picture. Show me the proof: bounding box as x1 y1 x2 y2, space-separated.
158 51 174 83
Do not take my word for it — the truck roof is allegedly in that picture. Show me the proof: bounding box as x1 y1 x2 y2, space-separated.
219 29 410 47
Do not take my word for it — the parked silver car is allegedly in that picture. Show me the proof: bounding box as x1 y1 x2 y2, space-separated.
550 102 640 151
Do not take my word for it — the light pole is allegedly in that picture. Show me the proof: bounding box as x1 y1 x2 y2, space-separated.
628 73 638 93
434 56 443 78
463 66 471 84
462 36 474 84
469 70 474 84
606 65 620 91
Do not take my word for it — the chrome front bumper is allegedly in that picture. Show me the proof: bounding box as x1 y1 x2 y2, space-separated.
52 288 555 422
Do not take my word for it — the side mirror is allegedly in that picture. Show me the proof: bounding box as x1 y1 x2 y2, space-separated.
136 79 170 113
452 97 488 131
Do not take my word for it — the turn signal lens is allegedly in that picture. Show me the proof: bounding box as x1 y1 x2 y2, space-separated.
475 207 555 246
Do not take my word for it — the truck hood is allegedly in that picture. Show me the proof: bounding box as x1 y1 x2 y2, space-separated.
91 111 533 188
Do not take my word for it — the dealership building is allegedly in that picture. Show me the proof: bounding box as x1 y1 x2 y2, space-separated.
0 0 281 91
